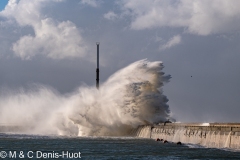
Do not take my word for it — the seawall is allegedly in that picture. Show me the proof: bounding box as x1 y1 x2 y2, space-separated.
135 123 240 149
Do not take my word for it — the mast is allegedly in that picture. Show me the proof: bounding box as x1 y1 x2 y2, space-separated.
96 42 100 89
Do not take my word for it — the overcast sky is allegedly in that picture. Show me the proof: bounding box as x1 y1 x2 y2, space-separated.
0 0 240 123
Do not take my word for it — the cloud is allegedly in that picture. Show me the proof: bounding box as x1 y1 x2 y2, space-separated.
104 11 118 20
119 0 240 35
160 35 181 50
0 0 88 60
80 0 99 8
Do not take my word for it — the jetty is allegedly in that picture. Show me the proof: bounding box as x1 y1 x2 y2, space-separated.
135 123 240 149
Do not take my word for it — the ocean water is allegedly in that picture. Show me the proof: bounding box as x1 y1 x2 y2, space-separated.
0 133 240 160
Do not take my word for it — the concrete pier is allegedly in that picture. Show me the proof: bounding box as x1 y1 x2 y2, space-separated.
135 123 240 149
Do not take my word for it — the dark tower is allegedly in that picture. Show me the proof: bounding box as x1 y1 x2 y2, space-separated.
96 42 100 89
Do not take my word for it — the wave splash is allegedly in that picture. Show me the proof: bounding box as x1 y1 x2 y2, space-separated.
0 59 172 136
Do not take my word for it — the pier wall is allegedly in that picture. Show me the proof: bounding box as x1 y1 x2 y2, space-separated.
135 123 240 149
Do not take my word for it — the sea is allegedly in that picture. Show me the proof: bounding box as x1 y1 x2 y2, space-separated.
0 133 240 160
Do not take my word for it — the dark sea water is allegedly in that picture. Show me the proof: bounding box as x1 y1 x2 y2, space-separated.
0 133 240 160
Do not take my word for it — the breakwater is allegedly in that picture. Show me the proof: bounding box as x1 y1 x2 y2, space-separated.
135 123 240 149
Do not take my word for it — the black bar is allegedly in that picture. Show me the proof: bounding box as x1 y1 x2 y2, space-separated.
96 43 100 89
96 68 99 89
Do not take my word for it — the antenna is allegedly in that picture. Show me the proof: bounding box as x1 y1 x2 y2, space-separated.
96 42 100 89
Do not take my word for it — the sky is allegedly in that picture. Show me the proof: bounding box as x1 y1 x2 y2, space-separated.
0 0 7 11
0 0 240 123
